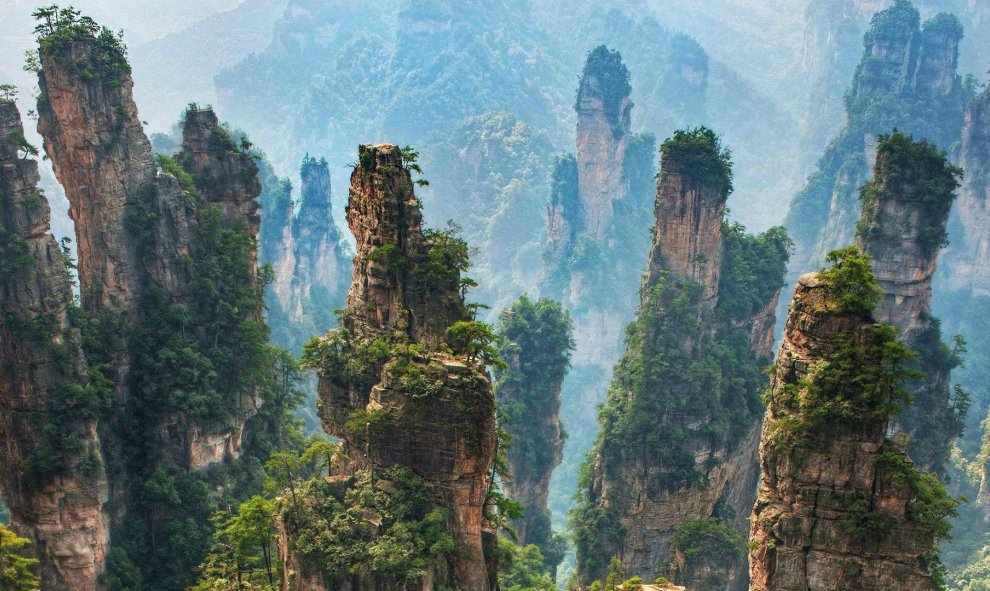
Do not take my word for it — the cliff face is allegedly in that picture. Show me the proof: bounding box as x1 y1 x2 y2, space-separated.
944 87 990 297
854 132 960 474
572 129 789 590
787 1 966 277
36 36 153 316
0 99 109 591
290 144 497 590
749 270 949 591
646 140 730 307
259 155 350 359
1 20 278 590
800 0 886 159
575 46 632 239
289 157 349 331
541 48 657 529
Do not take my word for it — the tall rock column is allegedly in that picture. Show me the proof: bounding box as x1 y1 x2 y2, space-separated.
944 86 990 297
288 156 349 334
571 128 790 590
0 99 109 591
36 31 154 315
647 129 732 305
292 144 497 591
855 131 962 473
575 45 632 239
786 1 966 279
495 295 574 574
750 255 955 591
540 48 657 534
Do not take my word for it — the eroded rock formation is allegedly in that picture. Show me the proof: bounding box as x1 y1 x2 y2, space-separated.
0 98 109 591
540 47 657 526
787 1 966 277
944 86 990 297
495 296 573 573
854 131 961 474
572 129 789 590
286 144 498 590
750 269 949 591
0 20 276 589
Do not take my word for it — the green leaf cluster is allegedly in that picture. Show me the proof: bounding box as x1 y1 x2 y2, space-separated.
32 5 130 86
660 127 733 197
0 525 39 591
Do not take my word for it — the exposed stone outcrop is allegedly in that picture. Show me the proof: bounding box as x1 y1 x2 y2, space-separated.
575 46 632 239
0 99 109 591
287 144 497 590
573 129 789 590
540 48 657 530
35 27 264 476
290 158 349 330
854 132 960 474
0 21 273 588
646 137 730 306
36 37 153 316
787 1 966 278
800 0 885 159
749 271 946 591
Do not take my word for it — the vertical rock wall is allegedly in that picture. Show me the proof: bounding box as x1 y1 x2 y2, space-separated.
855 132 960 473
0 99 109 591
749 272 945 591
291 144 497 591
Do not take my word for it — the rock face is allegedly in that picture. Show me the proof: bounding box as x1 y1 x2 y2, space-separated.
0 99 109 591
800 0 886 159
749 271 947 591
36 36 153 316
260 155 350 354
290 144 497 590
540 47 657 528
572 129 789 590
944 86 990 297
36 29 265 473
575 45 632 239
647 140 730 307
0 22 273 588
786 1 966 278
291 158 349 331
854 132 961 474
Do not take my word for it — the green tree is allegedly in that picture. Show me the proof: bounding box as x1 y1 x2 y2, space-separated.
445 320 505 368
818 246 884 316
0 524 40 591
495 537 556 591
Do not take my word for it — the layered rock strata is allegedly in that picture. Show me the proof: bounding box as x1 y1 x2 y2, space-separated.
0 98 109 591
290 144 498 590
573 129 789 590
749 271 947 591
854 132 960 474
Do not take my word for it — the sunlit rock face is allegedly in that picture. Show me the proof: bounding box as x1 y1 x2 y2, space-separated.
750 273 943 591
